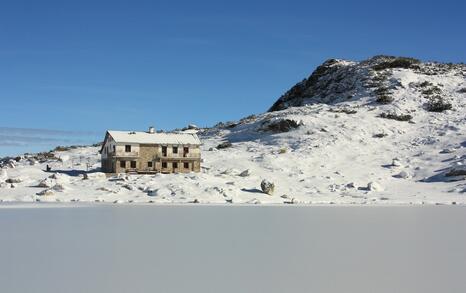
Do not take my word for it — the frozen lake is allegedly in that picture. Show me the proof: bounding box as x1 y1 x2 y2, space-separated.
1 205 465 293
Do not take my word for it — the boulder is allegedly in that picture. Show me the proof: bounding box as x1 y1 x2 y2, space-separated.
260 179 275 195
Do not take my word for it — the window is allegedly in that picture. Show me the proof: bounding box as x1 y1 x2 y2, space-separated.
184 162 189 169
130 161 136 168
183 147 189 157
125 145 131 152
173 146 178 154
120 160 126 168
162 146 167 156
162 162 167 168
113 145 116 152
148 161 153 168
173 162 178 169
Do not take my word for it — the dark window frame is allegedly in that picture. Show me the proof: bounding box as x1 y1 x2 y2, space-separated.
173 146 178 154
173 162 178 169
162 162 167 168
125 145 131 152
184 162 189 169
148 161 153 168
130 161 136 168
162 146 167 157
120 160 126 168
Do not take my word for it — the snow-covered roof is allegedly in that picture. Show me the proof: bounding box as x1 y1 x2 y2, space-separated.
107 130 201 145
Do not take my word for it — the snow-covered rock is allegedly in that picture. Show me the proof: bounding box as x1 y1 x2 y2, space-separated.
395 171 411 179
367 182 383 192
391 159 402 167
83 172 107 180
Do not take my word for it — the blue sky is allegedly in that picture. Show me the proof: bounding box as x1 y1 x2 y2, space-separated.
1 0 465 135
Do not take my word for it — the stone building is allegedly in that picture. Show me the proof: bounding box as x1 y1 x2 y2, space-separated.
100 127 201 174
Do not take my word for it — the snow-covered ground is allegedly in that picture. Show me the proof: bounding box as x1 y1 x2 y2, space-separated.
1 56 465 205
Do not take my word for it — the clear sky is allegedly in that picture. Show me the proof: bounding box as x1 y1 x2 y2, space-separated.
1 0 465 134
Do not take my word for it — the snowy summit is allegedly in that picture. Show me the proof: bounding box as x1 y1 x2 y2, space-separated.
1 55 465 205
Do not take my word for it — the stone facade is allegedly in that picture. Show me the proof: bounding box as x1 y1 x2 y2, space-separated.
102 143 201 174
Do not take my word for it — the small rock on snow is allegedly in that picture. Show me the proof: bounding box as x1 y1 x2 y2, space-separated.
239 169 251 177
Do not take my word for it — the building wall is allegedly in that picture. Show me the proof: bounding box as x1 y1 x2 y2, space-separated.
102 140 201 174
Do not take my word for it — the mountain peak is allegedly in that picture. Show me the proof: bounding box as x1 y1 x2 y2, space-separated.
268 55 465 112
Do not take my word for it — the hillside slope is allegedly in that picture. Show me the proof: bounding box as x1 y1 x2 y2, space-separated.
1 56 465 205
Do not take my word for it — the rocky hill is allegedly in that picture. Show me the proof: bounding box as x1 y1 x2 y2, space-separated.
269 55 465 112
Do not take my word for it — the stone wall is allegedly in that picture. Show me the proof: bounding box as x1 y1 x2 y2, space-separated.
104 144 201 174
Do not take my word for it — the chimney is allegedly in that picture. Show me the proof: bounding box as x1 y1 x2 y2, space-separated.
148 126 155 134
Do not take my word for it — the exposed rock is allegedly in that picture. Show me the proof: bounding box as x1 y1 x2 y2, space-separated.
260 179 275 195
346 182 356 188
96 186 114 192
239 169 251 177
37 189 54 196
445 167 466 177
440 148 456 154
147 187 172 197
37 178 54 188
261 118 302 133
122 184 135 191
217 141 233 149
6 177 22 184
